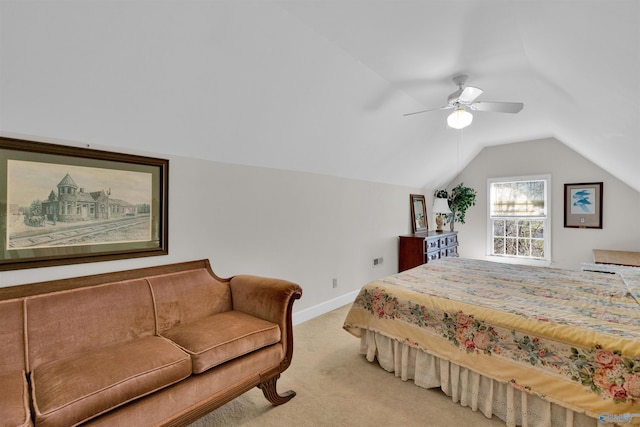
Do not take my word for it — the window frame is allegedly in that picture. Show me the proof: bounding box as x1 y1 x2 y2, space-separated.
486 174 551 266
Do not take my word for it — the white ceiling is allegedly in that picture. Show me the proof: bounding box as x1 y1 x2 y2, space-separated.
277 0 640 190
1 1 639 191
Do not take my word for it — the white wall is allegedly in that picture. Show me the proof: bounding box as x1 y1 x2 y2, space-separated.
443 138 640 270
0 1 440 190
0 137 418 321
0 1 425 322
3 3 636 320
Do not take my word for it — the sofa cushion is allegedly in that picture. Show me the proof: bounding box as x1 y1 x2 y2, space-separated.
0 298 26 374
0 371 32 427
0 299 31 427
148 268 233 331
161 310 281 374
25 279 156 371
31 336 191 427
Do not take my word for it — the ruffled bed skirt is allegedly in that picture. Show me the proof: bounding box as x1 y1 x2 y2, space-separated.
360 330 607 427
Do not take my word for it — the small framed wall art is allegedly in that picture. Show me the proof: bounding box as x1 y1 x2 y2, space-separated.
563 182 603 229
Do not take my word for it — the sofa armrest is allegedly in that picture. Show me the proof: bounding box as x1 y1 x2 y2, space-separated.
229 276 301 372
229 275 302 326
229 275 301 403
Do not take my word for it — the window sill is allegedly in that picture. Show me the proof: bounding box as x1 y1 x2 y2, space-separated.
485 255 551 267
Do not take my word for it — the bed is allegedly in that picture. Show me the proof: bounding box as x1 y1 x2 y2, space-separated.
343 257 640 427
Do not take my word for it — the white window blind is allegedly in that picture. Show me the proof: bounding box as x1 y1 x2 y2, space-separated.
490 180 546 217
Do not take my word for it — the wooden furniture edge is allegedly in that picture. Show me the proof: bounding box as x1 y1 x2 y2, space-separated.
0 259 220 301
592 249 640 267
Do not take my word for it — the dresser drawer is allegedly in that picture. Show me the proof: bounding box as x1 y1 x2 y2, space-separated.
425 239 439 251
447 235 458 246
426 251 440 262
447 246 458 257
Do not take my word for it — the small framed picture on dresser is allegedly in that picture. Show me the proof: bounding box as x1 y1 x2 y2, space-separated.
410 194 428 233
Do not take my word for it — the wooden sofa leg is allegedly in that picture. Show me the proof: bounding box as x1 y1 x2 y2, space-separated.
258 375 296 405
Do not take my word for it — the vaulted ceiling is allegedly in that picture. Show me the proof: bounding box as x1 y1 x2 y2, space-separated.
1 1 639 191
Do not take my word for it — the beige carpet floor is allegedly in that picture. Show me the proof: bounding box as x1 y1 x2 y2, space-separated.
189 304 506 427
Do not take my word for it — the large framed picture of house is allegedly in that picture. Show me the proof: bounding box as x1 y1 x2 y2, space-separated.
0 137 169 271
563 182 603 229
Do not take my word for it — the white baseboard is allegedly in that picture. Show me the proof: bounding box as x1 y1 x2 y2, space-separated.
292 289 360 325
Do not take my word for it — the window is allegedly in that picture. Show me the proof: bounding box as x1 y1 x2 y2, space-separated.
487 175 550 264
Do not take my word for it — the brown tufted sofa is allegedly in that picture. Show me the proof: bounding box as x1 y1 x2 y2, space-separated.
0 259 302 427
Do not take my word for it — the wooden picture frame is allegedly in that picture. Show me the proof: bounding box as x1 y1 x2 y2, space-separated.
0 137 169 271
410 194 428 233
564 182 603 229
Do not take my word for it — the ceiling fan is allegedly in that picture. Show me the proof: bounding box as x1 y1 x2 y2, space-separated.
404 75 524 129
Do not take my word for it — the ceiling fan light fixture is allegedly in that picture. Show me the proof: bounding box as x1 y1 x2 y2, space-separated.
447 108 473 129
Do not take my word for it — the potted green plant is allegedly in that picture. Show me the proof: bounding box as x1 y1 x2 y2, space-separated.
447 183 476 231
434 189 448 199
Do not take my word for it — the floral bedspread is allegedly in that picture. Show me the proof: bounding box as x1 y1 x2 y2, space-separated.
343 257 640 422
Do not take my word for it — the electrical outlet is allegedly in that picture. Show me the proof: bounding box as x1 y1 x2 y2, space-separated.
373 257 384 267
332 278 338 288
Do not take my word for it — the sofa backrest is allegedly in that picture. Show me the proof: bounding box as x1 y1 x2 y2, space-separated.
0 298 26 374
147 268 232 331
25 278 156 371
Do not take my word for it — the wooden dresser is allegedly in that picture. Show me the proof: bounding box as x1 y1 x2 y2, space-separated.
398 230 458 272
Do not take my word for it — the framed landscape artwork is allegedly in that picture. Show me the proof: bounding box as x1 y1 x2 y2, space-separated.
0 137 169 271
563 182 603 229
410 194 428 233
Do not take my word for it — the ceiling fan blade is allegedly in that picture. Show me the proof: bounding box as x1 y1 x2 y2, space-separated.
470 101 523 113
458 86 483 103
403 105 452 117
